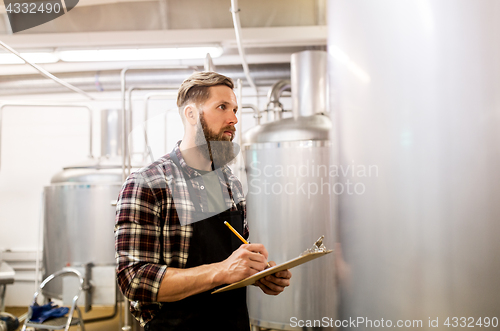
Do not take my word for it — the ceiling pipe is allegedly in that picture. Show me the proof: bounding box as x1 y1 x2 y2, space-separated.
0 40 96 100
0 64 290 96
230 0 258 96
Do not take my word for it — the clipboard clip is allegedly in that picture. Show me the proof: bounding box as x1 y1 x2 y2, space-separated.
300 235 328 256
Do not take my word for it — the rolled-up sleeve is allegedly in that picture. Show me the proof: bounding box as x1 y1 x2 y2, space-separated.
114 172 167 303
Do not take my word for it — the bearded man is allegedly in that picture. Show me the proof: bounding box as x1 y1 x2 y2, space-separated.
114 72 292 331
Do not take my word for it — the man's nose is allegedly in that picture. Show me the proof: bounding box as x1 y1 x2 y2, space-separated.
228 110 238 125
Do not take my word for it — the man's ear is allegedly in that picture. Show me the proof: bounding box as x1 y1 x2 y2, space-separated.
184 104 198 126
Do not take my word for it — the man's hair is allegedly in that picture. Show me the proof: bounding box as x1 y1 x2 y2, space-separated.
177 71 234 110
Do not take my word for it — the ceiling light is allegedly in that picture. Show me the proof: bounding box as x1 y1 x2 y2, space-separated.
0 52 59 65
59 46 224 62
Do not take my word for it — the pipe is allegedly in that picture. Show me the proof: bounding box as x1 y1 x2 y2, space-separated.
266 79 291 122
235 79 243 180
230 0 258 95
120 65 194 181
242 104 261 125
101 109 123 158
122 298 131 331
0 40 95 100
83 301 118 324
83 284 119 324
123 85 178 180
237 79 243 151
143 92 177 162
83 263 93 313
35 192 44 292
204 53 216 72
0 103 93 171
291 50 328 117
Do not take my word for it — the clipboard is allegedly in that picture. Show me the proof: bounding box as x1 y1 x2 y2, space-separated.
212 236 332 294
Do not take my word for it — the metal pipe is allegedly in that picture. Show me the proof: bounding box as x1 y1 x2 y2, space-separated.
0 40 95 100
83 263 93 313
237 79 243 150
124 86 178 178
101 109 123 158
266 79 291 122
242 104 261 125
122 298 131 331
291 50 328 117
120 66 196 182
236 79 246 181
230 0 258 95
35 192 44 291
267 80 291 106
83 285 119 324
0 103 94 171
0 64 290 96
204 53 216 72
143 92 177 162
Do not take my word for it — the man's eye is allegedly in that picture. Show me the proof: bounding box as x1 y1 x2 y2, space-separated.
218 104 226 110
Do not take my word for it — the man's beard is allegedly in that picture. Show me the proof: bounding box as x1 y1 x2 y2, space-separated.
195 112 238 168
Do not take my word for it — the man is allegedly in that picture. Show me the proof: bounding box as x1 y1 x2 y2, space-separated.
115 71 292 331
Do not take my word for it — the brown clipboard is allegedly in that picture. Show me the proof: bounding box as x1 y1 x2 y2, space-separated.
211 250 332 294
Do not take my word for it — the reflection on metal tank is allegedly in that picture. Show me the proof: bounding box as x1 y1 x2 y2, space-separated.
329 0 500 328
43 109 123 302
244 51 336 330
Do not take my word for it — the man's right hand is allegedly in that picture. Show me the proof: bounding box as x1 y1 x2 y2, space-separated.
216 244 269 284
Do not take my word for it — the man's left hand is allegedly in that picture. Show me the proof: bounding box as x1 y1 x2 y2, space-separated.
255 261 292 295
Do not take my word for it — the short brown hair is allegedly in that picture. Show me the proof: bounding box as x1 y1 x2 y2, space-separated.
177 71 234 109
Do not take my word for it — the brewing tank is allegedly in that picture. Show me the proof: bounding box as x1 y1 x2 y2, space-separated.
244 50 336 330
329 0 500 327
42 109 123 301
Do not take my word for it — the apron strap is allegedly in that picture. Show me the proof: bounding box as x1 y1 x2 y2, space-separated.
169 151 203 213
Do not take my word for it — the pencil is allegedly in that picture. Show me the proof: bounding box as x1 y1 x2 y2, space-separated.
224 221 271 268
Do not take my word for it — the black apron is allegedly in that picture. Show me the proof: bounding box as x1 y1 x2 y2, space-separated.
145 151 250 331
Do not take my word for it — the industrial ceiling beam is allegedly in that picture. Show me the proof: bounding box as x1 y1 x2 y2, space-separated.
0 26 327 49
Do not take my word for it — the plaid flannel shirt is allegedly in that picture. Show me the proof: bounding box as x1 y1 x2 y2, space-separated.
114 141 248 326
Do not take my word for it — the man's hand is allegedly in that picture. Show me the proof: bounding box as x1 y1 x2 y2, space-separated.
255 261 292 295
216 244 269 284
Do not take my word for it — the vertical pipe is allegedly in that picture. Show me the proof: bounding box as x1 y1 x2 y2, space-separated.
230 0 258 95
101 109 123 158
237 79 243 180
35 192 44 291
143 93 177 159
330 0 500 326
119 66 193 181
291 50 328 118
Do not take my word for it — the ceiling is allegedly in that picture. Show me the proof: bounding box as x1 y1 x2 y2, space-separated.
0 0 327 94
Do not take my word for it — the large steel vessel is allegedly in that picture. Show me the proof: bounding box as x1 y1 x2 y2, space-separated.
42 109 123 305
329 1 500 328
244 51 336 330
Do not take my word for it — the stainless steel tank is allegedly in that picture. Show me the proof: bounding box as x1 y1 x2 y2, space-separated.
329 0 500 329
42 109 123 303
244 51 336 330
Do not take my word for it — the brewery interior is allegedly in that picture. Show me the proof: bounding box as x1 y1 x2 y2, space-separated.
0 0 499 330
